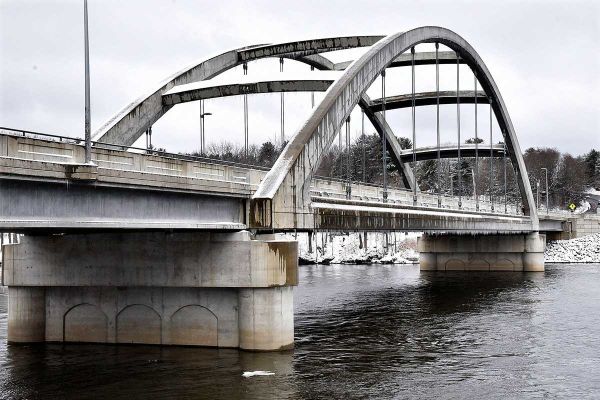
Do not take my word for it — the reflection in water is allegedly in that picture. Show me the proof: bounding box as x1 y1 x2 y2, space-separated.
1 264 599 399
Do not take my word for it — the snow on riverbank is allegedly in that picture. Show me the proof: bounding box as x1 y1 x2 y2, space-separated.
283 231 420 265
545 233 600 263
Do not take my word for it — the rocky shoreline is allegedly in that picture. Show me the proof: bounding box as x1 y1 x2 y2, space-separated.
545 233 600 263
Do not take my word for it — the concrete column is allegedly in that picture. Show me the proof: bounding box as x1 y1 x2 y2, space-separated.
238 286 294 351
418 233 545 272
8 286 46 343
523 232 545 272
3 232 298 350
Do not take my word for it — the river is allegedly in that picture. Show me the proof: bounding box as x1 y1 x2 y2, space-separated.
1 263 599 399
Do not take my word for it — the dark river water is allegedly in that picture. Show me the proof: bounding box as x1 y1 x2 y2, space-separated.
1 263 599 399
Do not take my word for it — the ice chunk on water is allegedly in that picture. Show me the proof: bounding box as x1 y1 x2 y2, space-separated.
242 371 275 378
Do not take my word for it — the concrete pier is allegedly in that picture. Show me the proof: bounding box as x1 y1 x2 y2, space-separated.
2 231 298 350
418 233 545 271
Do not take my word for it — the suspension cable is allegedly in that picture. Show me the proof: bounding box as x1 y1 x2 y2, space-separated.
382 70 388 202
411 46 417 205
503 140 508 213
435 43 441 207
456 54 462 208
474 73 479 211
311 65 315 108
243 62 248 159
346 116 352 199
280 57 284 145
362 109 366 183
199 100 204 154
489 99 494 211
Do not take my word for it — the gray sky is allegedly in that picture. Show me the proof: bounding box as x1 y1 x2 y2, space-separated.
1 0 599 155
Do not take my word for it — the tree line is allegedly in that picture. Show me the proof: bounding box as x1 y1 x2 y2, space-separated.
186 134 599 210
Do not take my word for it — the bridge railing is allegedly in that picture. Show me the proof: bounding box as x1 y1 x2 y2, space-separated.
1 127 522 216
0 127 269 189
311 177 522 216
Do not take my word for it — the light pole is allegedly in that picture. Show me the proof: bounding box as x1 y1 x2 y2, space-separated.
541 167 549 215
83 0 92 164
199 100 212 155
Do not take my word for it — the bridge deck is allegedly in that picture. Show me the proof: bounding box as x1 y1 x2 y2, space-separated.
1 131 535 233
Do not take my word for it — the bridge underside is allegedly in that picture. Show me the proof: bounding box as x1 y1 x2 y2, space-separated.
311 198 533 234
0 179 245 232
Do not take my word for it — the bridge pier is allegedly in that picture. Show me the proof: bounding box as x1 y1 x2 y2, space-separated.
2 231 297 351
418 233 545 271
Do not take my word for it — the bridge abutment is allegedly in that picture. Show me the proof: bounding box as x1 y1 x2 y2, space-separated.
418 233 545 272
2 231 298 351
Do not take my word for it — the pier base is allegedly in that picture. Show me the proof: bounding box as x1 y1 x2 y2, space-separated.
418 233 545 272
2 231 298 351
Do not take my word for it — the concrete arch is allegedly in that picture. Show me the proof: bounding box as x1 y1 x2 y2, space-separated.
169 305 218 347
94 35 416 190
63 303 108 343
496 258 516 271
445 259 466 271
116 304 162 345
466 259 491 271
250 27 538 230
94 36 382 146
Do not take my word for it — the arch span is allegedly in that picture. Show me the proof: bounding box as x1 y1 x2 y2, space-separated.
93 36 382 146
93 35 417 189
249 27 538 230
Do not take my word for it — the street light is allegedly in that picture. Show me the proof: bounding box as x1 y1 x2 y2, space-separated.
199 100 212 155
541 167 549 215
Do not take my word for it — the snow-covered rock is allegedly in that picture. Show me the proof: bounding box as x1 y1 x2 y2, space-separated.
285 231 420 265
545 233 600 263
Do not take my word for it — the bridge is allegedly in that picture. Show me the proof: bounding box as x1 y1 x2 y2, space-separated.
1 27 546 351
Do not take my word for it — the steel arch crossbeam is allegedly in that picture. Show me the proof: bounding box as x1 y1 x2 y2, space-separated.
398 143 505 163
162 73 341 106
250 27 538 230
369 90 489 112
332 51 462 71
93 36 382 146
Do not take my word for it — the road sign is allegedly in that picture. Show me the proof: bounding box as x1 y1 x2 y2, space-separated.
568 203 576 211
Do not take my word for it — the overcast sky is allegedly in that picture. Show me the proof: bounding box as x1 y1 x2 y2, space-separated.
1 0 598 155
